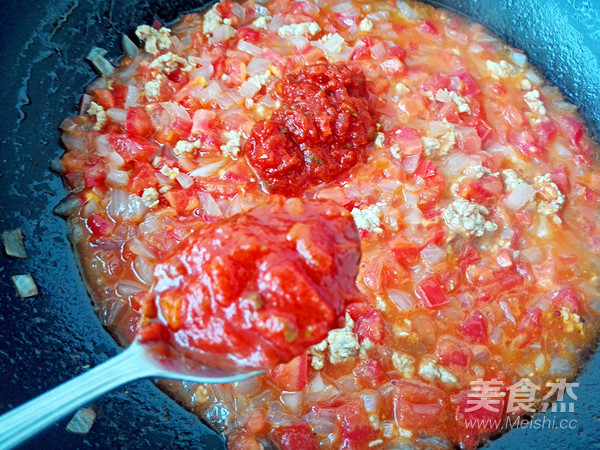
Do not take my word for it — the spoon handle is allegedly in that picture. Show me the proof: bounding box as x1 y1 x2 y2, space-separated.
0 343 148 450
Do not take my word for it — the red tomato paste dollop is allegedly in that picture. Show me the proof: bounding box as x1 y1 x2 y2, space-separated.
244 63 377 196
140 197 363 370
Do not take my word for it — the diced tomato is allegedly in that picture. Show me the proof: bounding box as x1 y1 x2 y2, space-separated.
416 276 449 309
394 380 450 430
337 399 376 449
535 120 558 146
362 253 410 294
109 135 158 163
493 265 524 290
551 287 582 314
345 301 371 321
509 130 544 157
455 126 482 154
502 104 526 128
418 20 439 35
268 353 308 391
272 424 317 450
550 166 571 194
87 214 114 237
454 68 480 95
415 159 445 211
436 336 470 367
154 117 193 145
456 174 503 205
459 311 488 342
244 408 268 434
93 85 128 110
389 45 406 60
128 162 158 195
164 188 200 213
391 126 422 157
556 114 584 149
458 244 481 270
519 307 542 331
237 27 261 44
126 107 154 138
390 235 421 266
353 359 387 387
84 163 106 188
355 310 384 344
228 432 263 450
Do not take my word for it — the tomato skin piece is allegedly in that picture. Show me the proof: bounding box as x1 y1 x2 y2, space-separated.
416 276 450 309
87 214 114 237
272 424 317 450
164 188 200 213
84 164 106 188
268 353 308 391
337 399 376 450
109 134 158 163
436 336 470 367
126 107 154 137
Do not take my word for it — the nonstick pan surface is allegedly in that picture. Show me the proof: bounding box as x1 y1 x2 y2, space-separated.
0 0 599 448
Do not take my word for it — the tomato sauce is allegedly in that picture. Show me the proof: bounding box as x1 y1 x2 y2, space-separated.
245 63 377 196
139 197 363 370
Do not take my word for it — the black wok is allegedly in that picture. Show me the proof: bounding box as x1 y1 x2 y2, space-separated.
0 0 599 448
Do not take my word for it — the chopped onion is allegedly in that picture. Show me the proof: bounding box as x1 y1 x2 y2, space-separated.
267 401 292 426
370 42 387 59
457 292 474 308
403 154 419 173
361 392 379 413
95 134 112 156
285 35 309 50
444 152 469 175
121 34 138 57
396 0 421 22
62 134 87 151
231 1 246 19
250 390 273 407
367 11 391 21
247 57 271 76
66 408 96 434
486 143 512 155
107 190 148 222
503 182 535 211
510 50 527 67
239 80 261 98
189 57 214 79
499 301 516 325
404 208 423 225
106 168 129 187
195 81 223 103
382 421 394 438
554 142 573 158
336 375 360 392
125 85 139 108
108 151 125 168
522 246 542 263
388 290 416 311
331 0 353 12
176 172 194 189
198 191 223 217
12 274 38 298
107 108 127 123
234 377 260 395
116 281 146 296
139 214 162 234
189 159 228 177
133 256 154 285
280 392 303 414
86 47 115 77
54 195 82 217
304 408 336 434
500 226 515 240
3 229 27 259
79 94 92 115
161 101 191 122
421 244 446 265
128 238 155 259
525 69 542 84
237 39 263 56
267 14 285 33
212 24 234 43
